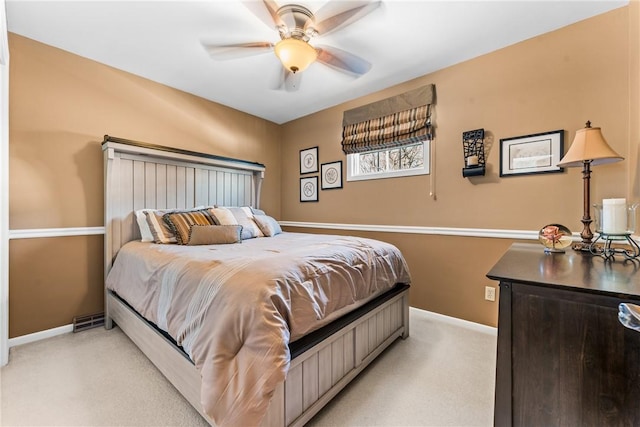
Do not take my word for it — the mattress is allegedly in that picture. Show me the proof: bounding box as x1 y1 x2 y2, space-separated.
105 231 411 426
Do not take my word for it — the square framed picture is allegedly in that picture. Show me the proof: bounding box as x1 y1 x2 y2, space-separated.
300 146 319 174
300 176 318 202
500 130 564 177
321 161 343 190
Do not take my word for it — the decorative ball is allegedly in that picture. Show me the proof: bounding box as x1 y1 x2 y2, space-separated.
538 224 573 253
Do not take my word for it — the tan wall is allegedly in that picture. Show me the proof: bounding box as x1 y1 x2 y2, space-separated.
9 236 103 336
8 33 282 337
280 6 639 326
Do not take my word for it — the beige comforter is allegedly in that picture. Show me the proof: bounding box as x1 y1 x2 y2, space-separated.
105 232 410 426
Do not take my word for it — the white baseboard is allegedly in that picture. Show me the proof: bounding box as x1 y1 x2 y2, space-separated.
8 324 74 348
411 307 497 336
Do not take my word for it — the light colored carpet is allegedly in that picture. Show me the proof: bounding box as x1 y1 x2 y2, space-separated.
1 308 496 426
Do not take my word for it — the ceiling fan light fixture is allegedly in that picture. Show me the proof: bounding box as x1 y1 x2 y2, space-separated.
274 38 317 73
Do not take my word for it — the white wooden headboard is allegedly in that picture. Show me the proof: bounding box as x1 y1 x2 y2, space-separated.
102 135 266 274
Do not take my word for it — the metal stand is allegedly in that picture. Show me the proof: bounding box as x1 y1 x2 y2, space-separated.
589 232 640 261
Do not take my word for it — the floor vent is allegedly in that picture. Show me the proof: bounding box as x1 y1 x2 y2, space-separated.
73 312 105 332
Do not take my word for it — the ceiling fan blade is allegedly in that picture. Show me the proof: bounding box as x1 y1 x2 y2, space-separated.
311 1 381 36
242 0 284 29
202 42 274 60
316 45 372 76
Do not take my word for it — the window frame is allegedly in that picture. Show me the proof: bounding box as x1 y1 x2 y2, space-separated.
346 140 430 182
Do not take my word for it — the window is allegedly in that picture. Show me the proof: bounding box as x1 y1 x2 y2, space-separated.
346 140 430 182
341 85 435 182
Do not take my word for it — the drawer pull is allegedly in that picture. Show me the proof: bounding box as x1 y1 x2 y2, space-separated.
619 303 640 332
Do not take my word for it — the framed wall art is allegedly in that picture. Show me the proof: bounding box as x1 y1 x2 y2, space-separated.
500 130 564 177
321 161 343 190
300 146 319 174
300 176 318 202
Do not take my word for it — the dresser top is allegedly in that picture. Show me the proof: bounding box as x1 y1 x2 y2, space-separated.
487 243 640 298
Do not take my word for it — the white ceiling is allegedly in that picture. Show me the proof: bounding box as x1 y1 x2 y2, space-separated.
6 0 628 124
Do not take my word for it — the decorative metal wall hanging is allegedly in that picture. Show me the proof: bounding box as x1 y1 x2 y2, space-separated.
462 129 486 177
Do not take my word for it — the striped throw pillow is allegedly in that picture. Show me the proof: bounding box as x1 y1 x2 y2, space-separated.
143 206 206 244
163 210 214 245
145 210 177 244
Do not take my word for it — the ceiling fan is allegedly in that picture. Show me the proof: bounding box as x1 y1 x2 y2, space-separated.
202 0 381 91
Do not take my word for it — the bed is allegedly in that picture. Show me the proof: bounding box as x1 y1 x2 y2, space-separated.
102 135 411 427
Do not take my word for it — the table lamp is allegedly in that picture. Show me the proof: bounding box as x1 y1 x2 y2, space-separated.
557 121 624 251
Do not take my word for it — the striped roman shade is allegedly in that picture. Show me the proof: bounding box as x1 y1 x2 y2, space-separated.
341 84 435 154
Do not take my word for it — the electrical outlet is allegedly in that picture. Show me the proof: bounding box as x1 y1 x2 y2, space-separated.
485 286 496 302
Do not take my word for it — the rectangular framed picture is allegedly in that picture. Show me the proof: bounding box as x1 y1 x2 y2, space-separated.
300 146 319 174
300 176 318 202
500 130 564 177
321 161 343 190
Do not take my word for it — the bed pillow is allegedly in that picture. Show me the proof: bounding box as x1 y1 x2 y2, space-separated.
253 214 282 237
135 209 156 242
145 210 178 244
141 206 205 243
163 210 215 245
208 207 264 240
187 225 243 245
215 205 266 217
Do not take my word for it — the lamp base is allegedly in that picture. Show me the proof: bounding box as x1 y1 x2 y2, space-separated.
572 241 594 252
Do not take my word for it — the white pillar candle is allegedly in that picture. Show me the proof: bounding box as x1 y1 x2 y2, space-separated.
466 155 479 167
602 198 627 234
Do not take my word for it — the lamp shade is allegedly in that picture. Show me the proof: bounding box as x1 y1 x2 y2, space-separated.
274 38 318 73
558 123 624 167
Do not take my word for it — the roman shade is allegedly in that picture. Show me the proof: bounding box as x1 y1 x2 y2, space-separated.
341 84 435 154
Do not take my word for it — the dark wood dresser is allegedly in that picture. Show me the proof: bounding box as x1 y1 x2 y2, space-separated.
487 243 640 427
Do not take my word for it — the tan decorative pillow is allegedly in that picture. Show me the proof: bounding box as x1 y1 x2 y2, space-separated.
163 210 214 245
187 225 243 245
253 215 282 237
